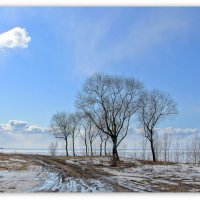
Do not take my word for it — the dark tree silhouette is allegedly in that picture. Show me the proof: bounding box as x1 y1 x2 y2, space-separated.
79 113 92 156
76 73 143 166
50 112 71 156
138 89 178 162
68 112 80 156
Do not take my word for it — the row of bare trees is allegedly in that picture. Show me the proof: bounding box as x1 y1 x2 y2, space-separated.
50 111 111 157
50 112 78 156
138 90 177 161
50 73 177 166
135 134 200 165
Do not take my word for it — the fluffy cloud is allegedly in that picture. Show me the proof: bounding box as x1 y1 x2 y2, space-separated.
0 120 49 134
0 120 53 149
25 125 49 134
0 119 199 150
0 27 31 49
1 120 198 139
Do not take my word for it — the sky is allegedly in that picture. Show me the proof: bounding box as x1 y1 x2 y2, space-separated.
0 7 200 149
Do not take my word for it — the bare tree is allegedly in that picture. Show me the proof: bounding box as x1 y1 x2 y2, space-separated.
79 113 92 156
98 132 111 156
49 141 58 156
154 133 161 161
190 135 200 165
141 137 148 160
88 126 98 156
98 131 106 156
163 130 173 162
50 112 71 156
138 89 177 162
76 73 143 166
174 138 180 163
68 112 80 156
104 134 110 156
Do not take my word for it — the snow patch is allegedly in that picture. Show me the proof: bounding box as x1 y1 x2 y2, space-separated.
31 169 113 192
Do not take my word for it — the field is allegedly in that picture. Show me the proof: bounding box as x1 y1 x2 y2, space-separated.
0 153 200 192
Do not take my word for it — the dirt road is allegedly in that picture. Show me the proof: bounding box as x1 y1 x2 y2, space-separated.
0 153 130 192
24 154 132 192
1 153 200 192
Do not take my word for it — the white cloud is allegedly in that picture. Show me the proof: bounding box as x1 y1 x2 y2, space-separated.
9 120 28 131
0 120 49 134
0 27 31 49
25 125 49 134
0 119 199 150
0 120 53 149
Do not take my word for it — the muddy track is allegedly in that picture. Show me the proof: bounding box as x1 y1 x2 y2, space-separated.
20 154 132 192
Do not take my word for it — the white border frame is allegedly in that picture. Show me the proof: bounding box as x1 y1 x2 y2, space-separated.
0 0 200 6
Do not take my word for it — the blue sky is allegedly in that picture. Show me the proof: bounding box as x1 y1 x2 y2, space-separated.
0 7 200 148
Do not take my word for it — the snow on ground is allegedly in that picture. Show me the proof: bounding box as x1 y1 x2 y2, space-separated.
1 155 200 192
0 156 113 192
0 165 46 192
102 161 200 192
65 157 200 192
65 157 111 166
31 170 113 192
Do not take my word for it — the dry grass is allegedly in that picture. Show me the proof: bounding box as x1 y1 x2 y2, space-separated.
0 153 37 171
0 153 199 192
138 159 177 166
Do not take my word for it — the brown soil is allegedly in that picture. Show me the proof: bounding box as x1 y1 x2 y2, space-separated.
1 153 199 193
0 153 131 192
0 153 37 171
138 159 177 166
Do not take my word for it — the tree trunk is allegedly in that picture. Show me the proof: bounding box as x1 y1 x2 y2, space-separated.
104 140 107 156
112 136 119 166
164 150 167 162
100 140 103 156
84 130 88 156
116 148 119 159
72 134 75 156
150 139 156 162
85 138 88 156
65 139 69 156
90 141 93 156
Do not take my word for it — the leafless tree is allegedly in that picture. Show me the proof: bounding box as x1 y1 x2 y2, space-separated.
138 89 177 162
104 134 110 156
141 137 148 160
154 133 161 161
190 135 200 165
76 73 143 166
68 112 80 156
174 138 180 163
50 112 71 156
98 131 110 156
49 141 58 156
79 113 92 156
163 130 173 162
88 126 98 156
98 132 104 156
